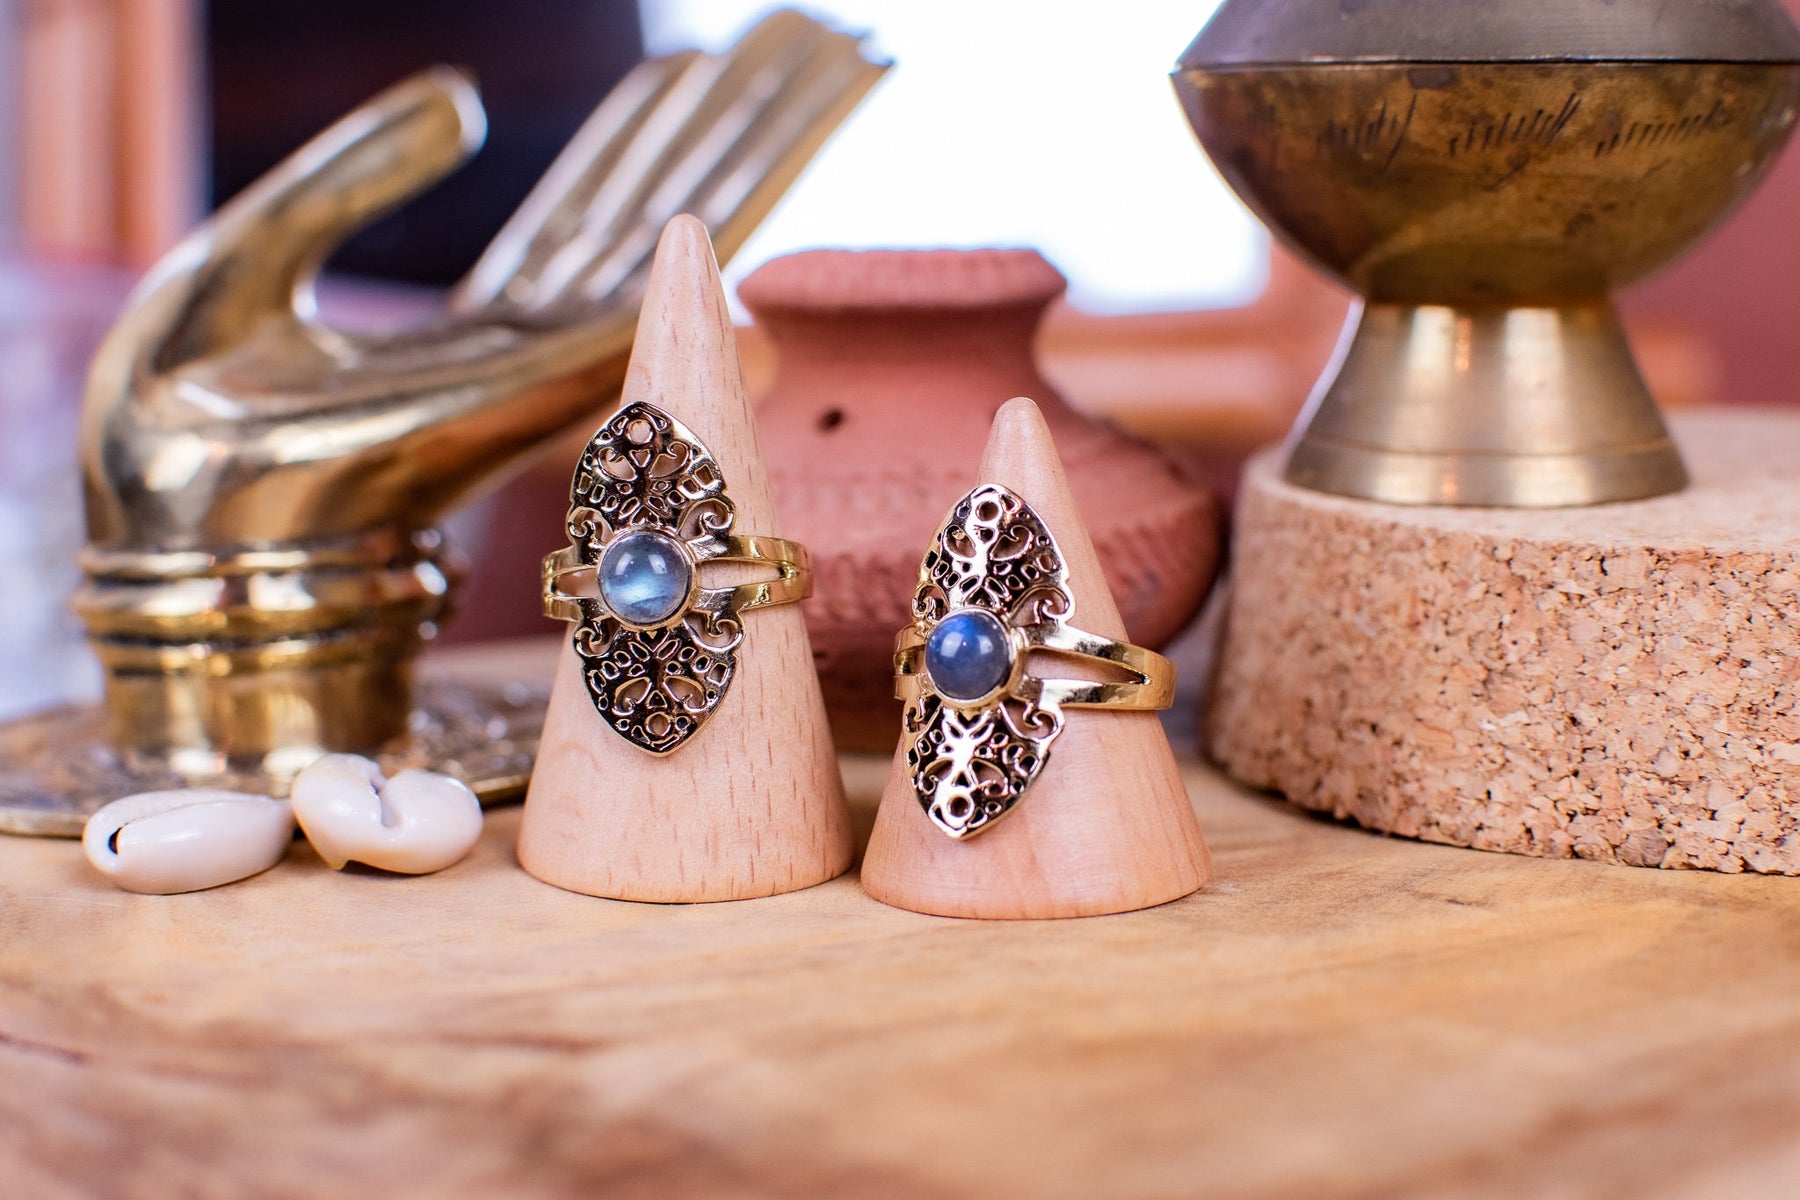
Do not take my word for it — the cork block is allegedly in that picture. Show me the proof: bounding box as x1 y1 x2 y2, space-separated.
1207 410 1800 875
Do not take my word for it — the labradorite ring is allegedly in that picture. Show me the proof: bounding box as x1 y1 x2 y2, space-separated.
541 401 810 755
892 483 1175 840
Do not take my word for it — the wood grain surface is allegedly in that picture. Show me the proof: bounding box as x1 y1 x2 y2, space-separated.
3 644 1800 1199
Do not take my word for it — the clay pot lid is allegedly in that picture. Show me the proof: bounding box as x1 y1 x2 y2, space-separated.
1177 0 1800 68
738 248 1067 314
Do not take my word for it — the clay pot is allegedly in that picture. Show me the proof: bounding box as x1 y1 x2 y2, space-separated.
742 248 1222 753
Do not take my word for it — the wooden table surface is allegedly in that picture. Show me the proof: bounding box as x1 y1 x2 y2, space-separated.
3 643 1799 1199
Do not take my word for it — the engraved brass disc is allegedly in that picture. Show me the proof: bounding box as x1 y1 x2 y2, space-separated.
0 680 546 838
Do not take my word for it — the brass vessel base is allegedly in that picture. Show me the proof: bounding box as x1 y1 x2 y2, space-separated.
0 678 548 837
1284 301 1690 508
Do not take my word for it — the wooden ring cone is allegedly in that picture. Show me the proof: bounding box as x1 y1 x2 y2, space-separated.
860 397 1213 919
517 215 853 902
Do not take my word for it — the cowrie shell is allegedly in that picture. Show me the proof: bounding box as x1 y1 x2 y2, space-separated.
291 754 482 875
83 790 294 895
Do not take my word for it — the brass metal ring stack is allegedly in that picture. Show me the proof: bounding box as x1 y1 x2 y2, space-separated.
74 529 458 778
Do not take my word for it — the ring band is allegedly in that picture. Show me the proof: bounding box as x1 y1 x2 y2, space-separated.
541 401 811 755
893 483 1176 839
542 535 810 624
895 621 1175 712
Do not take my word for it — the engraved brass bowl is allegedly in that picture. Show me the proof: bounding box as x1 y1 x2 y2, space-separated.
1174 0 1800 507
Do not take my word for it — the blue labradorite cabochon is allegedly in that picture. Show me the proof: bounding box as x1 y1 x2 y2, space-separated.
599 529 693 627
925 608 1014 703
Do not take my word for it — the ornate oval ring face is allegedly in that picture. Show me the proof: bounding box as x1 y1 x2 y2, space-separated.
564 401 743 756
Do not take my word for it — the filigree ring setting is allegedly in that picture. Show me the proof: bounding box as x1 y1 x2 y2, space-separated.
894 484 1176 840
542 401 810 755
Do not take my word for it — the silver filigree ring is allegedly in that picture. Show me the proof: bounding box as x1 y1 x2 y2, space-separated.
542 401 810 755
893 483 1176 839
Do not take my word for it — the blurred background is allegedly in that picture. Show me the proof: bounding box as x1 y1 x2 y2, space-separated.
1 0 1798 717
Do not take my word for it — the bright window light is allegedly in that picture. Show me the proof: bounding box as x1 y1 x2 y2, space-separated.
641 1 1265 313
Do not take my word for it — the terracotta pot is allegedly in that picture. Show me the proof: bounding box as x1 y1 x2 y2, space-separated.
742 248 1221 753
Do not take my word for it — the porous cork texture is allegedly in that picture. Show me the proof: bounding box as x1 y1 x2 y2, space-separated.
1207 411 1800 875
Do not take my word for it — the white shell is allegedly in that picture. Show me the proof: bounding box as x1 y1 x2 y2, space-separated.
291 754 482 875
83 790 295 895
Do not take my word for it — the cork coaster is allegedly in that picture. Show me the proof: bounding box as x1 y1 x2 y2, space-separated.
1207 410 1800 874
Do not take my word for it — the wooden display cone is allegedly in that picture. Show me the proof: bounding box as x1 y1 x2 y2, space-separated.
861 397 1213 918
518 215 853 902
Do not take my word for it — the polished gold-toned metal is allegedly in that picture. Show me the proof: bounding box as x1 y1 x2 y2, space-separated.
543 536 811 626
1183 0 1800 65
895 484 1176 840
894 623 1176 714
545 401 813 756
1174 0 1800 507
0 11 888 834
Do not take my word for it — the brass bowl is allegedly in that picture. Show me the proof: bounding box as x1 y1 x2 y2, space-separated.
1174 1 1800 506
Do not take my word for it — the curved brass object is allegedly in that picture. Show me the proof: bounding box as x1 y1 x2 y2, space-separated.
0 11 888 834
1174 0 1800 507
